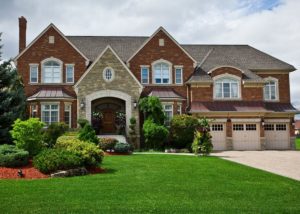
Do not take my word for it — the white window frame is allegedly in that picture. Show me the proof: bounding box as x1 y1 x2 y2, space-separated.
151 59 172 84
65 64 75 83
175 66 183 84
103 67 115 82
213 74 241 100
29 64 39 83
163 103 173 126
263 77 279 101
177 103 182 115
41 57 63 83
41 102 60 126
140 66 149 84
64 103 72 128
30 104 38 118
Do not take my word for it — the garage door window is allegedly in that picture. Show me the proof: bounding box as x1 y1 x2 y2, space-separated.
264 124 274 131
233 124 244 131
276 124 287 131
211 124 223 131
246 124 256 131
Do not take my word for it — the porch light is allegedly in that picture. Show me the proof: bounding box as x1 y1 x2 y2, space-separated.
80 99 85 109
133 99 137 108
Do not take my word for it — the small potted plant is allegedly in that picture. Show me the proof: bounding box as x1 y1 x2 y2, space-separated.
92 111 103 135
115 112 126 135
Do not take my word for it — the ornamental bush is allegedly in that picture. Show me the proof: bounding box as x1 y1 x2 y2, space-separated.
33 149 83 174
77 118 89 128
78 124 99 144
43 122 68 148
0 144 29 167
114 142 132 153
10 118 45 156
143 119 169 149
192 118 213 155
99 138 118 151
56 136 104 167
170 114 199 149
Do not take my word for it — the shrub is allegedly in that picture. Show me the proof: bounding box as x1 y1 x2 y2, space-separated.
114 142 132 153
143 119 169 149
99 138 118 151
192 119 213 155
78 124 99 144
77 118 89 128
10 118 45 156
129 117 137 147
0 144 29 167
33 149 83 174
139 96 165 125
43 122 68 148
56 136 104 167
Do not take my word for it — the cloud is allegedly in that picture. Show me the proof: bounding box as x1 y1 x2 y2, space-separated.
0 0 299 104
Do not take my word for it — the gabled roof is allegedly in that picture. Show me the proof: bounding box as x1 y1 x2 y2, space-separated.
27 88 75 101
74 45 143 89
14 23 89 62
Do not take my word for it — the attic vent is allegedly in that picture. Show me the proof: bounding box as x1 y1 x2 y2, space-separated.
159 38 164 46
49 36 55 44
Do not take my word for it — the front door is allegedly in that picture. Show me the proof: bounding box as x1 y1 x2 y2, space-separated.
102 109 115 133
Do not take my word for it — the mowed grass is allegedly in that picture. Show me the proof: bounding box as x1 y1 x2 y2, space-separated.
1 154 300 213
296 137 300 150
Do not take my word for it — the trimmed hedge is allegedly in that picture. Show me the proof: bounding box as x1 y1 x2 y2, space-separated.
56 136 104 167
99 138 118 151
114 142 132 153
0 144 29 167
33 149 83 174
43 122 68 148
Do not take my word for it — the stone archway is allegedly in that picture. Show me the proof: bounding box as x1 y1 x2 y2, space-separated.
85 90 132 135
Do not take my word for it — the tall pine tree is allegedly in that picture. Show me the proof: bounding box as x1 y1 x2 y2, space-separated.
0 33 26 144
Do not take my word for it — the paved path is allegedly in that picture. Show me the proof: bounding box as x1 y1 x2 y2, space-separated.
212 151 300 181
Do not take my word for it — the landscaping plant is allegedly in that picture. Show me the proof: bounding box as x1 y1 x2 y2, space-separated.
139 96 165 125
143 119 169 149
114 142 132 153
43 122 68 147
10 118 45 156
77 118 89 128
129 117 137 148
192 118 213 155
78 123 99 144
99 138 118 151
0 144 29 167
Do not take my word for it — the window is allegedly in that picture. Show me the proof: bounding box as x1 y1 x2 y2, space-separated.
163 104 173 126
177 104 182 115
264 79 278 101
246 124 256 131
153 62 171 84
30 104 37 118
66 64 74 83
141 67 149 84
41 104 59 125
30 64 38 83
233 124 244 131
175 67 183 84
214 77 239 99
159 38 164 46
42 60 62 83
264 124 274 131
49 36 55 44
276 124 287 131
211 124 223 131
64 104 71 127
103 67 114 82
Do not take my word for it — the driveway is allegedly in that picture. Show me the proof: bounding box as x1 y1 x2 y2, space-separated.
212 151 300 181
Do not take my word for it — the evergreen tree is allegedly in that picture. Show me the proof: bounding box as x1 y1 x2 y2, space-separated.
0 33 26 144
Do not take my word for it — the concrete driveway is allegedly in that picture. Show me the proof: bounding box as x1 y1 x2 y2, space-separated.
212 151 300 181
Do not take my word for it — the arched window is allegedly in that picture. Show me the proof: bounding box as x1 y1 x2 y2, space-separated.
152 60 172 84
214 75 240 99
264 78 278 101
42 58 62 83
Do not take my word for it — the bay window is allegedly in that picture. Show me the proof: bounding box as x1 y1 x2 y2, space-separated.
163 104 173 126
64 104 71 127
214 76 240 99
41 103 59 125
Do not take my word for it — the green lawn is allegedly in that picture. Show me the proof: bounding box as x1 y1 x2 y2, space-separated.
296 138 300 150
1 154 300 213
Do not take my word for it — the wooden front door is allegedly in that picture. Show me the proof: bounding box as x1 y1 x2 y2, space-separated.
102 109 115 133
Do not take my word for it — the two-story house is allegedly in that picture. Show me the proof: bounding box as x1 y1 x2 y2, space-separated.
14 17 299 150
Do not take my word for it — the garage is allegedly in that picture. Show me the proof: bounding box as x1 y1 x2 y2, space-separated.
232 123 260 150
264 123 290 149
210 123 226 150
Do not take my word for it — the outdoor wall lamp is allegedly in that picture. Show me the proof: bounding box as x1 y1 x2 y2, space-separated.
133 99 137 108
80 99 85 110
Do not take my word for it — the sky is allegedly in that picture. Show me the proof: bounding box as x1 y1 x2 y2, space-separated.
0 0 299 114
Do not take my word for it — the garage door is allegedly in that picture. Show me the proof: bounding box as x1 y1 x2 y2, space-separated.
265 123 289 149
232 123 260 150
210 123 226 150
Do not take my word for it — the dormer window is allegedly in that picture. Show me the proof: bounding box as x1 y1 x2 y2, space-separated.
214 75 240 99
42 58 62 83
152 60 172 84
264 77 278 101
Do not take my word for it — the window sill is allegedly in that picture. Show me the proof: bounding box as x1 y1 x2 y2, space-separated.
142 84 184 86
264 99 280 102
213 98 242 101
28 83 74 86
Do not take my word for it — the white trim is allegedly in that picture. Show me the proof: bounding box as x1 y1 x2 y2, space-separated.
14 23 89 63
74 45 143 91
175 66 183 84
85 90 133 135
208 65 245 74
231 118 261 122
40 102 60 125
65 64 75 83
140 66 149 84
29 63 39 83
263 76 279 102
264 119 290 123
209 118 227 123
41 57 63 83
213 73 241 100
64 102 72 128
151 59 172 84
102 67 115 82
126 26 197 66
